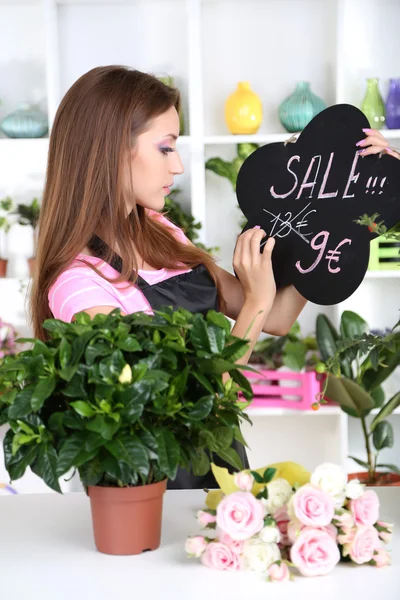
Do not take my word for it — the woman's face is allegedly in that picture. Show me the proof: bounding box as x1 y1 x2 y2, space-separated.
128 106 184 212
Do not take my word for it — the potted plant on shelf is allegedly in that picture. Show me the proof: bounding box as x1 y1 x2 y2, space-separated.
0 197 13 278
12 198 40 277
317 310 400 486
205 143 259 229
0 307 253 555
164 188 218 253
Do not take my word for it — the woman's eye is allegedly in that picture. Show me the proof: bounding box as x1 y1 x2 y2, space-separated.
160 147 175 155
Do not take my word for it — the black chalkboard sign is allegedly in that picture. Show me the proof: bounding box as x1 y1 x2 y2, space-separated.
236 104 400 305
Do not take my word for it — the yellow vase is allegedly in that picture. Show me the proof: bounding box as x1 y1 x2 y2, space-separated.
224 81 263 134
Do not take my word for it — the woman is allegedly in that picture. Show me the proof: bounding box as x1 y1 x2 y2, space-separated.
30 66 393 489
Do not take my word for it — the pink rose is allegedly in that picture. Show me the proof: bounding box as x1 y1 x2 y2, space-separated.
216 528 245 555
376 520 394 544
371 547 391 568
185 536 207 557
291 529 340 576
268 561 291 582
344 525 380 564
288 521 338 545
332 509 355 530
201 542 243 571
197 510 217 528
216 491 265 541
277 520 290 546
337 527 356 546
291 485 335 527
233 471 254 492
349 490 379 526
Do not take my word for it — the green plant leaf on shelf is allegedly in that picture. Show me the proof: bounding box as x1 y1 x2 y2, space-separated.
370 391 400 431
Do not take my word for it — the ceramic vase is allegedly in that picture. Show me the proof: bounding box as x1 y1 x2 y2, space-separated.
279 81 326 133
361 78 386 130
224 82 263 134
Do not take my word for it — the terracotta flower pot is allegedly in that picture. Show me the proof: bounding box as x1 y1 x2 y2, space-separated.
88 479 168 555
348 471 400 487
0 258 8 278
348 472 400 522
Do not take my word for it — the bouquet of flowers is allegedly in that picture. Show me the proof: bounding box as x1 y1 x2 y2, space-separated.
185 462 394 582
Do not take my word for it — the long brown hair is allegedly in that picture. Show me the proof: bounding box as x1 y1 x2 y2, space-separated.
31 66 223 341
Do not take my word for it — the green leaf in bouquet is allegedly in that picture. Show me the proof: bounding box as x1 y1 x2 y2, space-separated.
263 467 277 483
251 470 265 484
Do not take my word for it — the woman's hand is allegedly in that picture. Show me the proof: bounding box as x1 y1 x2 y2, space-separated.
357 128 400 159
233 226 276 310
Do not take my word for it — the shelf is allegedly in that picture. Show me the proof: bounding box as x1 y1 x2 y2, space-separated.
204 133 293 145
245 406 400 417
365 270 400 279
245 406 342 417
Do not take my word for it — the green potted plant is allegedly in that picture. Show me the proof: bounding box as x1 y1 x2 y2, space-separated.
0 307 253 555
164 189 218 253
316 310 400 486
250 321 319 372
205 143 259 229
12 197 40 277
0 197 13 278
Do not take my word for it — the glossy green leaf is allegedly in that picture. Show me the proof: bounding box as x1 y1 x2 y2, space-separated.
370 392 400 431
372 421 394 451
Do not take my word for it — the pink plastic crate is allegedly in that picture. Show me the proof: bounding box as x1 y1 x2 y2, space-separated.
240 369 325 410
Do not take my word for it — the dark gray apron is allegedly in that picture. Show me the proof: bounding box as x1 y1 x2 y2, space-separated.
88 235 250 489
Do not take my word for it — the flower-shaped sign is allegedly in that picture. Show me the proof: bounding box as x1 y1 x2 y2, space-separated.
236 104 400 304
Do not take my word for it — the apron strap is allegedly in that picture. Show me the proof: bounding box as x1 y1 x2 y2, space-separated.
86 234 148 286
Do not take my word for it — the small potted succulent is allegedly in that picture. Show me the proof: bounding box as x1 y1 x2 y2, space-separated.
12 198 40 277
0 307 253 555
0 197 13 278
317 311 400 486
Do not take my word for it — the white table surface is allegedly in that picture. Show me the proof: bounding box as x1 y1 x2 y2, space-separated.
0 490 399 600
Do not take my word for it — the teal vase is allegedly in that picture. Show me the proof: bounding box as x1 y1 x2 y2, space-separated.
361 78 386 130
1 103 48 138
279 82 326 133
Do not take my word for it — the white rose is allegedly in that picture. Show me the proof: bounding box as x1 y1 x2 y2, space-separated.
261 478 293 514
310 463 347 507
345 479 365 500
243 539 281 573
118 363 132 384
259 526 281 544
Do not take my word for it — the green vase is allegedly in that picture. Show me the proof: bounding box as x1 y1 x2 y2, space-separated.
279 81 326 133
158 75 185 135
361 78 386 130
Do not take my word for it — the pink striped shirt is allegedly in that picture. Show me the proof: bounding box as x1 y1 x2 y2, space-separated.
48 211 191 323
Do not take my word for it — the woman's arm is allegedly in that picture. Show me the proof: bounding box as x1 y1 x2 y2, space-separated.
226 226 277 365
215 265 306 337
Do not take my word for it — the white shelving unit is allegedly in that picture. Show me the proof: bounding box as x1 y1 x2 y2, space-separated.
0 0 399 491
